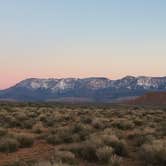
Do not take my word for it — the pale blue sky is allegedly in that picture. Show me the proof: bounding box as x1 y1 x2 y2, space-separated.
0 0 166 88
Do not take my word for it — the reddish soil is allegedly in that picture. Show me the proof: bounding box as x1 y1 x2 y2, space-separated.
0 140 54 166
126 92 166 105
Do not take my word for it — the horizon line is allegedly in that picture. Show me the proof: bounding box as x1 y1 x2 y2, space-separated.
1 74 166 91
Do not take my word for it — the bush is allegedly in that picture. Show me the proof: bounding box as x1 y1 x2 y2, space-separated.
112 120 134 130
91 119 104 129
16 134 34 148
110 155 122 166
70 142 98 162
140 139 166 165
23 119 35 129
34 161 71 166
72 123 85 133
101 134 119 146
53 151 77 165
128 131 155 146
0 127 7 137
0 137 19 152
33 122 44 134
104 136 128 157
158 121 166 136
134 118 144 126
46 127 73 145
72 123 92 141
15 112 27 121
80 115 92 124
96 146 113 163
4 159 37 166
80 142 98 161
43 116 55 127
46 134 62 145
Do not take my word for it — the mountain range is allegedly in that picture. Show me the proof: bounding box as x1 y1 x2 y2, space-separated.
0 76 166 102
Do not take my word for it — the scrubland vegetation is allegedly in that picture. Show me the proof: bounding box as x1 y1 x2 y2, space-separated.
0 102 165 166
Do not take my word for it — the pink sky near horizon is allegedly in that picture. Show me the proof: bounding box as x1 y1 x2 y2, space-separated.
1 41 166 90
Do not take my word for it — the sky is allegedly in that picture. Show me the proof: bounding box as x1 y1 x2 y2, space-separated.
0 0 166 89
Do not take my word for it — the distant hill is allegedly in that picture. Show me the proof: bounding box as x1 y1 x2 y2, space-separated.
0 76 166 102
126 92 166 105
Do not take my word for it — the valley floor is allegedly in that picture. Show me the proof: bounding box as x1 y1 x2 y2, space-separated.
0 103 165 166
